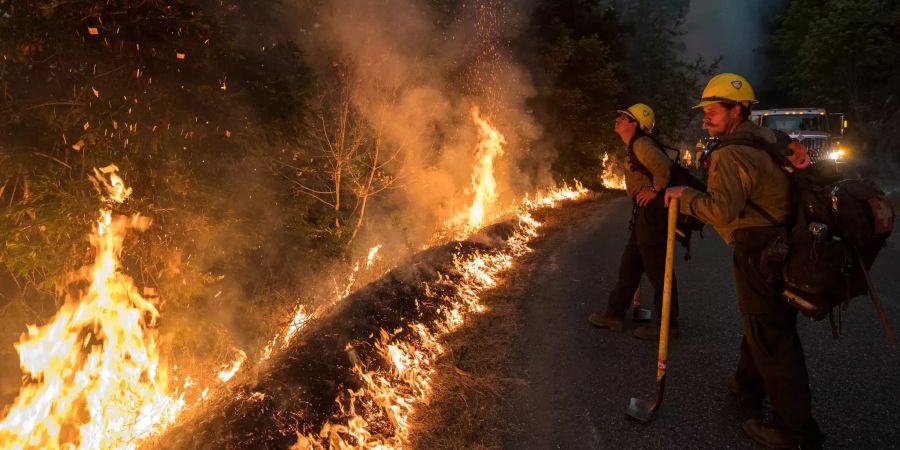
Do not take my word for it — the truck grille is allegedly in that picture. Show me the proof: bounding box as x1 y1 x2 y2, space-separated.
802 138 829 163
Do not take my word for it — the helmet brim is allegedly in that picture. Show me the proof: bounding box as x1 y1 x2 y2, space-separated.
616 110 638 121
693 99 758 109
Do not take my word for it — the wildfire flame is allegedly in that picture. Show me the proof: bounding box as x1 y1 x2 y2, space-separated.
0 165 184 450
600 152 626 190
292 182 587 449
461 105 506 229
216 349 247 383
259 244 383 364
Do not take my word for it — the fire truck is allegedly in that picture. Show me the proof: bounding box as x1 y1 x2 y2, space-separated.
749 108 849 163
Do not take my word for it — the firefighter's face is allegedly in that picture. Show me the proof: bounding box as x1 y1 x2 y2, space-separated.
702 103 742 136
614 114 637 136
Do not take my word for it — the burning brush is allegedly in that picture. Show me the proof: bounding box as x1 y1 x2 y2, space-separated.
0 166 183 450
153 182 587 450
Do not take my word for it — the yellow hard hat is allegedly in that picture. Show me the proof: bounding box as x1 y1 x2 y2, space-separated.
694 73 758 109
616 103 655 133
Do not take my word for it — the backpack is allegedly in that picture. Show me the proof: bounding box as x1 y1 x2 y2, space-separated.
715 132 896 346
626 135 707 257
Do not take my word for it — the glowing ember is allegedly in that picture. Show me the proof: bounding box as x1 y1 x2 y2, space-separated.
217 349 247 383
283 306 312 346
463 105 506 228
0 165 183 450
600 152 626 190
366 245 382 270
292 183 587 449
259 244 383 364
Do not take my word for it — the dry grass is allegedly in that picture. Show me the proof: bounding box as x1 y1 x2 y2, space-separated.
407 193 605 449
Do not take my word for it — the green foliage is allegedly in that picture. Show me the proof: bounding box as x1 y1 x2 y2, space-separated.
0 0 317 382
521 0 713 185
521 0 625 185
768 0 900 159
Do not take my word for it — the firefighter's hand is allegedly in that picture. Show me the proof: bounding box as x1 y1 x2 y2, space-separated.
635 188 658 207
664 186 686 207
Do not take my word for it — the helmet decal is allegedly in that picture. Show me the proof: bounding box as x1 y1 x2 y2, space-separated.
642 110 650 117
731 80 743 90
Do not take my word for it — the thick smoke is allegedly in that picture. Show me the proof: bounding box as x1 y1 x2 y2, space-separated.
283 0 547 253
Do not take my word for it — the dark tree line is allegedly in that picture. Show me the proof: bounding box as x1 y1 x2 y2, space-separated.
522 0 715 183
764 0 900 165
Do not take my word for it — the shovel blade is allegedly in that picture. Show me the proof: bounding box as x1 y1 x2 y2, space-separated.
632 308 652 322
625 397 655 423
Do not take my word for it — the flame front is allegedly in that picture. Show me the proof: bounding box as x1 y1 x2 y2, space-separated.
600 152 626 190
293 183 588 449
465 105 506 228
0 166 183 450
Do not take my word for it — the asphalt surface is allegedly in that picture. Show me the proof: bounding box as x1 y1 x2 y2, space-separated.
498 194 900 449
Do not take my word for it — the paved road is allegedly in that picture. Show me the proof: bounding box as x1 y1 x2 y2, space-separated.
499 194 900 449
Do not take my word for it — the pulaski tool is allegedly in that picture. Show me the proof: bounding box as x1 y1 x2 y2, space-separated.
631 287 652 323
626 198 678 423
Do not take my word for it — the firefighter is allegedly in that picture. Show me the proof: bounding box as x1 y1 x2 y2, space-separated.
665 73 824 448
588 103 680 340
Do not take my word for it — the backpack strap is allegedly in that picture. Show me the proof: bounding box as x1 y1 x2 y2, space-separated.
626 134 685 182
744 201 786 227
718 134 797 174
625 134 656 180
648 136 682 162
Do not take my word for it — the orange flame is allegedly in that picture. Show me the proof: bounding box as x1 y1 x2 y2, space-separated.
0 166 184 449
292 183 587 449
600 152 626 190
464 105 506 228
259 245 383 364
216 349 247 383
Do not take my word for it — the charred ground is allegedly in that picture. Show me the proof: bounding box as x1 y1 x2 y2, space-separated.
151 193 603 449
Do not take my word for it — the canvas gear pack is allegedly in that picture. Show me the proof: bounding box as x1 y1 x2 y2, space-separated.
711 130 896 347
626 134 707 258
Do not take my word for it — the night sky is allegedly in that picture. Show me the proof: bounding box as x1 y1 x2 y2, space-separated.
683 0 788 83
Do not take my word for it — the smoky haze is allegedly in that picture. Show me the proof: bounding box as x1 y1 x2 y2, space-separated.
682 0 787 84
281 0 548 256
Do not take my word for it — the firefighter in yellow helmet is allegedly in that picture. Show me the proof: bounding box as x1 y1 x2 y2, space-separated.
665 74 824 448
617 103 655 133
588 103 680 340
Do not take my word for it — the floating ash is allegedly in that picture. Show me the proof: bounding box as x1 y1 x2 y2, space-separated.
151 184 587 450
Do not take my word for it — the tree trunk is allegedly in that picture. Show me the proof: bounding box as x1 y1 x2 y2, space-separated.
350 135 381 242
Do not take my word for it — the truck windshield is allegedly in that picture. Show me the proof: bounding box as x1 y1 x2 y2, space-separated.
761 114 826 133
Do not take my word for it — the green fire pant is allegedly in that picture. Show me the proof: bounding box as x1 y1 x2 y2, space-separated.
605 200 679 322
733 226 823 446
